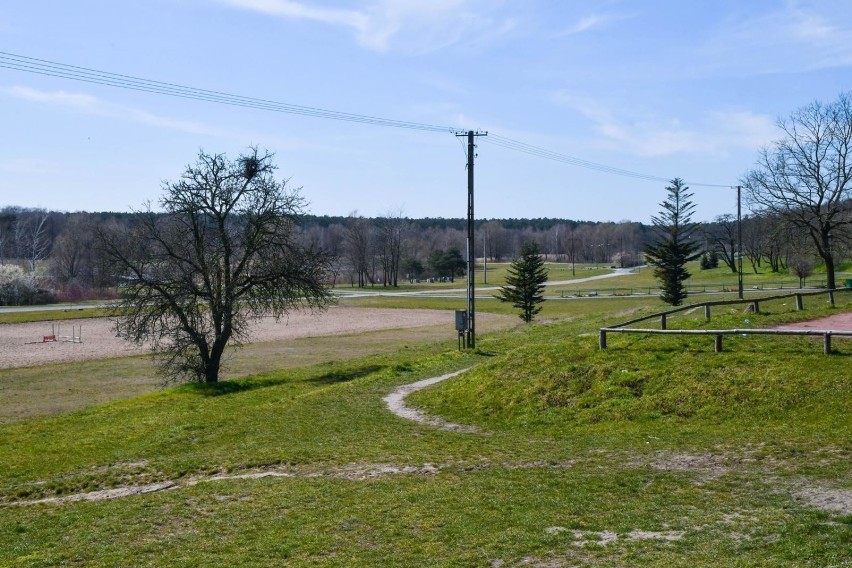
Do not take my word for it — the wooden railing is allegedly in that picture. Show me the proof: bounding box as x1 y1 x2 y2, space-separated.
599 288 851 355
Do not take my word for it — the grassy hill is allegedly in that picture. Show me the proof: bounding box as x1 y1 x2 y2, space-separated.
1 294 850 566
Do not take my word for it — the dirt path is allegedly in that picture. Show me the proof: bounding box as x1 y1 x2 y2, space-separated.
0 307 504 370
774 311 852 331
382 369 480 433
8 451 850 516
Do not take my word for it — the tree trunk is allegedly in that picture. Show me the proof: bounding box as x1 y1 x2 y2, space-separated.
204 362 220 383
205 335 229 383
825 255 836 289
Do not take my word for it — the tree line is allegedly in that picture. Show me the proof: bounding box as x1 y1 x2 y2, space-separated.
0 202 846 305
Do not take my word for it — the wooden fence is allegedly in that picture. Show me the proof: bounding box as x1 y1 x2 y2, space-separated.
556 279 845 298
599 288 852 355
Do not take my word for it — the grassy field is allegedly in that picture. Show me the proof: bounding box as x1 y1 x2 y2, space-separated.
0 293 850 565
334 263 613 291
332 260 852 300
0 317 514 425
0 306 114 325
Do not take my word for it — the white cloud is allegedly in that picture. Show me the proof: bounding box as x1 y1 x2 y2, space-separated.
6 87 99 108
221 0 369 34
709 110 777 149
220 0 514 53
703 1 852 73
3 86 218 135
550 92 775 157
556 13 623 37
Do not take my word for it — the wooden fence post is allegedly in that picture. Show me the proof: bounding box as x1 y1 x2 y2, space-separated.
599 330 607 350
795 294 803 311
824 333 832 355
714 335 723 353
704 305 711 321
661 314 667 330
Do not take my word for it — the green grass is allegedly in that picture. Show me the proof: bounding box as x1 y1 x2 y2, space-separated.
333 259 834 302
0 295 850 566
411 318 852 433
333 263 612 292
0 306 114 325
0 320 512 424
339 293 668 322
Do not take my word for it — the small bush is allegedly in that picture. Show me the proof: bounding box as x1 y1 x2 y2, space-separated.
0 264 52 306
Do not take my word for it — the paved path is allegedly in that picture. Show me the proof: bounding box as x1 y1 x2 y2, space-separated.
0 269 640 309
383 368 480 433
338 268 639 298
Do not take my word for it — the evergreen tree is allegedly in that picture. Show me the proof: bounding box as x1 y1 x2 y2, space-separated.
708 249 719 269
644 178 701 306
427 248 466 282
496 242 548 322
699 250 720 270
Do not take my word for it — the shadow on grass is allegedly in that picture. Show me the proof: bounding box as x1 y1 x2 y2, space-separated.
177 364 387 396
177 379 284 397
307 365 385 385
474 350 497 357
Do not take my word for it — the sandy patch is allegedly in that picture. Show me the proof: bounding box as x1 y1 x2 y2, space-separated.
0 307 495 370
16 482 179 505
647 451 731 481
794 487 852 515
544 528 684 546
625 529 685 541
8 461 462 505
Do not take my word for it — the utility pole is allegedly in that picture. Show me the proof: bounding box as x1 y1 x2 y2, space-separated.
737 185 744 299
483 236 487 284
456 129 487 348
569 237 576 276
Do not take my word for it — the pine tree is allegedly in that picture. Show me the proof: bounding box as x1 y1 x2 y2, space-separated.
644 178 701 306
708 249 719 269
496 242 548 322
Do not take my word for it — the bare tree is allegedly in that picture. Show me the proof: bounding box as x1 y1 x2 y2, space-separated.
100 148 333 384
0 212 12 265
740 215 764 273
704 214 738 273
480 221 505 262
376 208 407 287
15 211 51 272
344 213 373 287
744 92 852 289
789 255 815 287
50 214 96 286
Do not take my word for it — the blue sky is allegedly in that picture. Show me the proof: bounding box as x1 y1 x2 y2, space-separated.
2 0 850 223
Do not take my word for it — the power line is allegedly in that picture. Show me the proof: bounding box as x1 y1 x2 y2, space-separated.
485 134 670 183
0 51 456 133
484 134 732 188
0 51 731 187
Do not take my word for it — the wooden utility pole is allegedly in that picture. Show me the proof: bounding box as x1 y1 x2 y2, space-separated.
737 185 743 299
457 129 487 348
